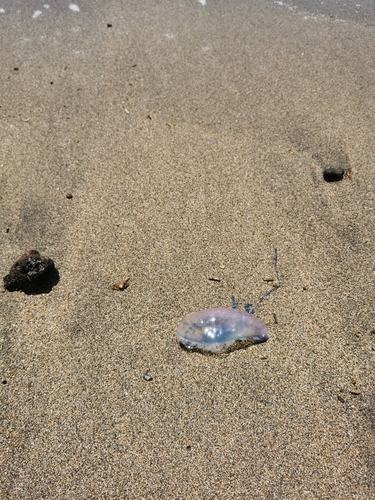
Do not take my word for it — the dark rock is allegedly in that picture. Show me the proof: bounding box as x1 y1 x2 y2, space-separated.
323 167 345 182
3 250 59 294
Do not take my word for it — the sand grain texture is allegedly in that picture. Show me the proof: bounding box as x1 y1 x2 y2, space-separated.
0 0 374 498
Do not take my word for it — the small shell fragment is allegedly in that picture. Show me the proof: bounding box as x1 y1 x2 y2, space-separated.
111 278 129 291
177 307 269 353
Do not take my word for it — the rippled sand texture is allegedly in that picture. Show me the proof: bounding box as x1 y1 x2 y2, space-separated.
1 0 374 498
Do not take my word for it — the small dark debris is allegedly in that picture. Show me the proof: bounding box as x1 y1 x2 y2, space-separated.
337 395 345 403
143 374 153 381
147 114 152 120
273 313 278 324
66 193 73 199
111 278 129 291
14 67 19 71
208 277 221 282
6 228 9 233
107 23 112 27
3 250 59 294
370 329 375 335
323 167 344 182
50 81 54 85
2 380 7 385
186 445 191 451
302 286 307 290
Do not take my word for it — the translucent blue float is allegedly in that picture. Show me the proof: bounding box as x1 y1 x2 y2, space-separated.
177 248 280 353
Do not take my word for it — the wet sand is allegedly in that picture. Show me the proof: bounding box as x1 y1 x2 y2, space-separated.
1 0 374 498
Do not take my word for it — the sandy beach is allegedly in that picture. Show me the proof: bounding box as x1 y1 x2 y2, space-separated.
1 0 374 498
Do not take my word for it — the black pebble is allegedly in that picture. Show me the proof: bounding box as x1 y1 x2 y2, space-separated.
66 193 73 199
323 167 344 182
3 250 59 293
107 23 112 28
337 395 345 404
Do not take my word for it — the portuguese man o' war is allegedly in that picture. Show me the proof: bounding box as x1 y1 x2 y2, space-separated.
177 248 280 353
177 307 269 353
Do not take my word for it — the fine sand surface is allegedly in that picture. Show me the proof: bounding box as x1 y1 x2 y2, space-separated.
1 0 374 498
